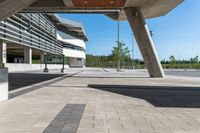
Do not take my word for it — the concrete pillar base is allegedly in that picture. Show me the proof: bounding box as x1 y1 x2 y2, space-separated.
0 68 8 102
61 68 66 73
43 68 49 73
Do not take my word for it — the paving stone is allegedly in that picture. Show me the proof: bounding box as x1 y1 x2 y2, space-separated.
1 68 200 132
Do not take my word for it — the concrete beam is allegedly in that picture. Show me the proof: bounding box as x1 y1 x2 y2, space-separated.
29 0 66 7
40 52 45 64
0 0 37 20
24 47 32 64
125 8 165 77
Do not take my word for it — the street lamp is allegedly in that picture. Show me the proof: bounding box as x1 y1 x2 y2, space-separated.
131 33 135 69
61 54 65 73
43 52 48 72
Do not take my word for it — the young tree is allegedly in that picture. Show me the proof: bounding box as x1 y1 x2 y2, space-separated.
169 55 176 68
190 55 199 63
110 41 131 70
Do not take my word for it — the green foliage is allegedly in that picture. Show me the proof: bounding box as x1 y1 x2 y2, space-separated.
86 41 135 69
169 55 176 68
86 39 200 70
110 41 131 65
162 55 200 69
32 60 40 64
190 56 199 63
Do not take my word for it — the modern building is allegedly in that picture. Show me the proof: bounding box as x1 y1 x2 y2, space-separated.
48 14 87 68
0 13 87 72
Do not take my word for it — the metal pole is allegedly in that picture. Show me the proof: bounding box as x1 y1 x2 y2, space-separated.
117 18 120 71
132 33 135 69
43 52 49 72
61 54 65 73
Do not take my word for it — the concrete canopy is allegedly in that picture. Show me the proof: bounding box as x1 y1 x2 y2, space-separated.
0 0 183 20
109 0 184 20
22 0 183 20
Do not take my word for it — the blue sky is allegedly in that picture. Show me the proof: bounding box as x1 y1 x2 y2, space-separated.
59 0 200 60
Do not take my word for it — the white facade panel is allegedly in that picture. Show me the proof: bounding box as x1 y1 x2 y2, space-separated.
68 57 85 68
57 32 86 49
64 39 86 49
63 49 86 59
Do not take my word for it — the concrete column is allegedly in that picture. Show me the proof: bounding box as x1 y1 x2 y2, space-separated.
24 47 32 64
81 59 86 68
0 68 8 102
40 52 45 64
124 8 165 77
0 41 7 67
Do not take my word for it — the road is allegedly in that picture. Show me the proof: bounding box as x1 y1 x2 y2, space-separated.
165 70 200 77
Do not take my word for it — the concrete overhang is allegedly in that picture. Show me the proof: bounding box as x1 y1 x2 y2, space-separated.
0 0 184 20
22 0 184 20
109 0 184 20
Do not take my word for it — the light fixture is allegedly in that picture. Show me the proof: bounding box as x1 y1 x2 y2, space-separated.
110 0 115 4
83 0 88 4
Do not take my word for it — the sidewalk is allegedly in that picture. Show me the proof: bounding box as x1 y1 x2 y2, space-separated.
0 68 200 133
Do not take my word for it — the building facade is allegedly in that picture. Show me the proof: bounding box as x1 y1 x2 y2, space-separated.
0 13 87 71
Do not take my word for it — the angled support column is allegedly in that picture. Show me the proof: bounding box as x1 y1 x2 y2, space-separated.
124 8 165 77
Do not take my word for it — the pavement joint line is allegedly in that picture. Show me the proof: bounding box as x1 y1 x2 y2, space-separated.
9 70 84 99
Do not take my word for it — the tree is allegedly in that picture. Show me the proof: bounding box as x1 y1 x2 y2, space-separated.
169 55 176 68
110 41 131 70
190 55 199 63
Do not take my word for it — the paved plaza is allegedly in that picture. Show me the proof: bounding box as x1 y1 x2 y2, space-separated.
1 68 200 133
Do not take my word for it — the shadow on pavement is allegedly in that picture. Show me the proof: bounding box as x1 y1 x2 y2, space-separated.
9 73 65 91
88 84 200 108
8 71 84 99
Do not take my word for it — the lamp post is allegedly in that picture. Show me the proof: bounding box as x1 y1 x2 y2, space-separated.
117 18 120 72
132 33 135 69
61 54 65 73
43 52 48 72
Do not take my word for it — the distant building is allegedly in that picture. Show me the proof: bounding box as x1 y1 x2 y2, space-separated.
0 13 87 72
48 14 87 68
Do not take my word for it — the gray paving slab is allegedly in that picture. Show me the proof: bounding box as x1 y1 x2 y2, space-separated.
43 104 85 133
